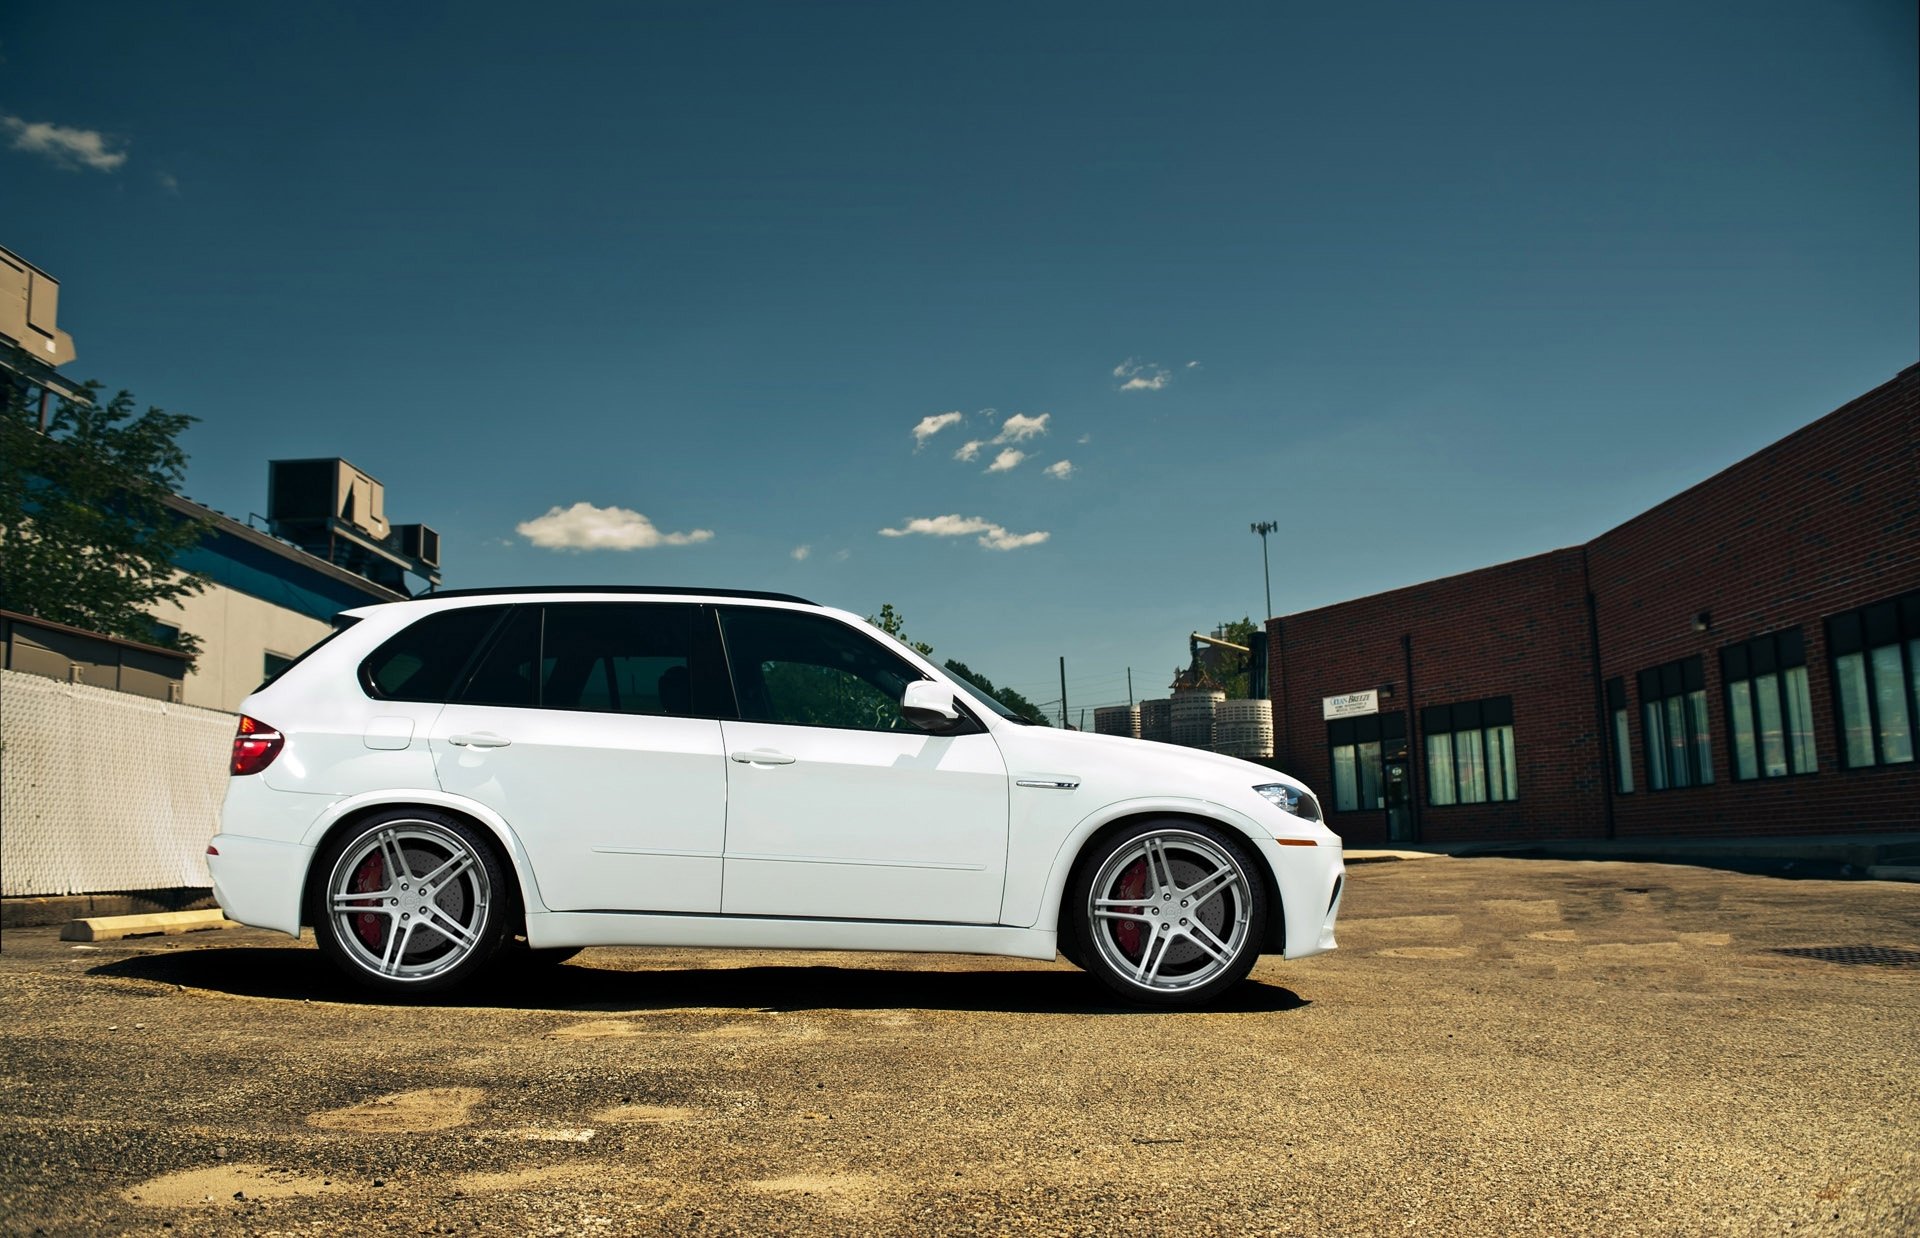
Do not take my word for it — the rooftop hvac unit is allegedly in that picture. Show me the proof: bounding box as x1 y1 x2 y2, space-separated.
0 247 77 367
396 524 441 568
267 458 389 539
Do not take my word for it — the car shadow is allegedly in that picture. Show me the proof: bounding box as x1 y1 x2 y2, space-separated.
88 948 1309 1016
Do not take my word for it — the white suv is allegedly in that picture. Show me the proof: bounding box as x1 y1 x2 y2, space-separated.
210 587 1342 1006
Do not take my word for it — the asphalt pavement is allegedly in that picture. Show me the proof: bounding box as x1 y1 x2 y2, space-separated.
1 856 1916 1235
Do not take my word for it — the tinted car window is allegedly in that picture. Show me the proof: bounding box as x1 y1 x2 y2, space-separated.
719 608 921 732
362 606 507 701
459 605 541 707
541 603 696 715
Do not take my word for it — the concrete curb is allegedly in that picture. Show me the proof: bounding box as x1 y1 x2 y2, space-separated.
3 890 218 930
60 909 236 942
1343 850 1451 865
1338 834 1920 883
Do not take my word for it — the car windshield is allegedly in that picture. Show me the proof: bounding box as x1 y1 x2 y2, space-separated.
944 665 1036 724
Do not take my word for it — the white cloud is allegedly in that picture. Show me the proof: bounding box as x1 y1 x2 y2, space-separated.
1114 358 1171 392
879 513 1050 551
911 410 964 448
2 115 128 172
157 171 179 194
954 439 985 462
791 544 811 561
1077 433 1092 445
1186 360 1200 368
834 548 851 561
995 412 1050 442
1044 460 1074 479
980 526 1050 550
986 448 1026 473
881 515 993 538
516 502 714 550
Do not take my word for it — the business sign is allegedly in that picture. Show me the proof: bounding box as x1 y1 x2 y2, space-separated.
1322 689 1380 720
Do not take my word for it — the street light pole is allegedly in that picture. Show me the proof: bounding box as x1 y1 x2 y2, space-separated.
1250 521 1277 620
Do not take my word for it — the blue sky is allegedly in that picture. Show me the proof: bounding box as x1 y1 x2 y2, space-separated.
4 1 1915 719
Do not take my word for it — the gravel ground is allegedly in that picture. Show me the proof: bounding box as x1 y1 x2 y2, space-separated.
1 857 1916 1236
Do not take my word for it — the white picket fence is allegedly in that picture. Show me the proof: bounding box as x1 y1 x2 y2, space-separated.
0 669 233 896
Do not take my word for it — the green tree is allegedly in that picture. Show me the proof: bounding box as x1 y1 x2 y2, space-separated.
940 658 1051 726
1195 617 1260 699
1 381 210 663
867 602 934 656
867 602 1051 725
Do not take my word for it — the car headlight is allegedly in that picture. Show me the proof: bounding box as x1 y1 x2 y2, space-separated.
1254 783 1321 822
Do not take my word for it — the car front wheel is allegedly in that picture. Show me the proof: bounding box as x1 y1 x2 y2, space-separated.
1069 820 1267 1006
313 810 509 994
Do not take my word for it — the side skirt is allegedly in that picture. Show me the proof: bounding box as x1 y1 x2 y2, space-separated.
525 910 1059 961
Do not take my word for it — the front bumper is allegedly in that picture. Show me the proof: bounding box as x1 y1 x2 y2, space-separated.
1257 837 1344 959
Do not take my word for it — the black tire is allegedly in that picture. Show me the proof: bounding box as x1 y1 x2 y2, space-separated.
312 808 510 994
1066 818 1268 1007
1056 916 1088 970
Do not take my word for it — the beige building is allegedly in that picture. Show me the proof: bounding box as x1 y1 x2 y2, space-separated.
145 492 421 712
6 243 440 713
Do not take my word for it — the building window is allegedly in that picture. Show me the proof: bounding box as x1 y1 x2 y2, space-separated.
1638 657 1712 790
1327 713 1404 813
1826 591 1920 769
1721 629 1815 780
1605 678 1633 794
1421 697 1517 806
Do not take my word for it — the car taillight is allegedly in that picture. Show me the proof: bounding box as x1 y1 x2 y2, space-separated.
231 715 284 776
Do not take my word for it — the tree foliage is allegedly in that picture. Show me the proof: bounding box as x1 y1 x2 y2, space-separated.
867 602 934 656
0 381 210 662
1183 617 1260 699
940 658 1051 726
866 602 1051 725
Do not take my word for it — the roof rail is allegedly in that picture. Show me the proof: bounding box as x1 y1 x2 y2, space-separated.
408 585 817 605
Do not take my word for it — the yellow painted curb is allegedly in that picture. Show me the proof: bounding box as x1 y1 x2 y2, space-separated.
60 909 236 942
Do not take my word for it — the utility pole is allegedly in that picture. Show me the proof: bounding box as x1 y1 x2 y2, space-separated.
1250 521 1278 620
1126 667 1134 706
1059 656 1068 729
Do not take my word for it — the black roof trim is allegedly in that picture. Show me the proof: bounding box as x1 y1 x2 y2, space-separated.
410 585 816 605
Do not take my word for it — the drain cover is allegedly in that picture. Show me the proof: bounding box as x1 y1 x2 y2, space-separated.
1770 946 1920 968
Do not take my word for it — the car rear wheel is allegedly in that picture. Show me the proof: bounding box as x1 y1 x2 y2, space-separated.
313 810 508 993
1069 820 1267 1006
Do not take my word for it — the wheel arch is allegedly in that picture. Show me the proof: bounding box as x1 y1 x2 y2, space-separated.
1043 804 1286 955
297 791 548 930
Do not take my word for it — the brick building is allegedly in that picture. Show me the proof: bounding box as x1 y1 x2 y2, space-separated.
1269 364 1919 846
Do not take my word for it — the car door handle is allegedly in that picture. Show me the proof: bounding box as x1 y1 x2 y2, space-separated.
447 732 512 748
730 749 796 765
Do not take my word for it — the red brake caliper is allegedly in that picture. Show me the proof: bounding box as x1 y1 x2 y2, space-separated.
1112 859 1147 960
352 853 385 950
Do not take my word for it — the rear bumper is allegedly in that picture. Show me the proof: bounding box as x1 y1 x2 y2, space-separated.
1258 838 1344 959
208 833 311 937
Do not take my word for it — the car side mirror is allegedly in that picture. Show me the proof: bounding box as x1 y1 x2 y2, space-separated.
901 680 964 733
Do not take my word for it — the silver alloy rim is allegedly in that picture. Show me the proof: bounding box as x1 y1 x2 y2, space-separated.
326 821 492 982
1086 829 1251 993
